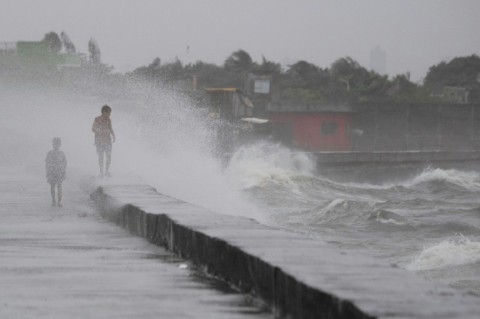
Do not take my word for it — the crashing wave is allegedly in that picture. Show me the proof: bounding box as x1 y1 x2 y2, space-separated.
406 235 480 271
225 142 316 190
405 168 480 192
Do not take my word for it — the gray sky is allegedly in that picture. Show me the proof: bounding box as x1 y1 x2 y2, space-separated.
2 0 479 82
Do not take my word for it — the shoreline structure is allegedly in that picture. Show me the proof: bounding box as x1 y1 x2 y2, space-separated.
92 183 480 319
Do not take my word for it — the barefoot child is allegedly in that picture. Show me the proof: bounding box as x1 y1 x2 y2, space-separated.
45 137 67 207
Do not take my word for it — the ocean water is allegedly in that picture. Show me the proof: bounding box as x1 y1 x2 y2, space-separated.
224 142 480 298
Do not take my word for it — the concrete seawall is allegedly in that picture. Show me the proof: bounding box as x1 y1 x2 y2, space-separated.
92 184 480 319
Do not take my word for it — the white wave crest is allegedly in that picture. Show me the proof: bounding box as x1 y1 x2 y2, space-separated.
309 198 349 224
225 142 316 190
405 168 480 191
307 198 378 225
406 235 480 271
371 210 408 226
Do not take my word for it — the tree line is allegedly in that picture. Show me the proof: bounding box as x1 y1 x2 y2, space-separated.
130 49 480 105
5 31 480 105
42 31 101 64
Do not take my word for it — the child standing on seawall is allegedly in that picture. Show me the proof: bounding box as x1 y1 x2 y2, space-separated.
92 105 116 177
45 137 67 207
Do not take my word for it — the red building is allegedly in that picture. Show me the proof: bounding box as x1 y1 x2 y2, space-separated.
269 109 352 151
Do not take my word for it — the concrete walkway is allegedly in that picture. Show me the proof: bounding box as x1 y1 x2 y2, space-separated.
93 182 480 319
0 167 272 319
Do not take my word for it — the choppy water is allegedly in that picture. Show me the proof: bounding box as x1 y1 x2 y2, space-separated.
225 142 480 297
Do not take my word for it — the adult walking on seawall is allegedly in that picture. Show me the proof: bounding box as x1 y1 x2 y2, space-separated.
92 105 116 177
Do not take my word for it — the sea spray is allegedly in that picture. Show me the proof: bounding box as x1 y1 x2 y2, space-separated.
0 79 262 221
224 141 316 190
106 83 264 221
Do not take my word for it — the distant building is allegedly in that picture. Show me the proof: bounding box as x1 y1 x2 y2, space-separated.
268 105 353 152
0 41 84 70
269 111 353 152
204 88 254 120
245 73 273 117
370 46 387 75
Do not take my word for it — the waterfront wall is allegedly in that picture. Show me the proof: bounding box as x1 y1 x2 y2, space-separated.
91 184 479 319
352 103 480 152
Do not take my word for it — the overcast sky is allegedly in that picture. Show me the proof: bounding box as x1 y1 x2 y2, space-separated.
2 0 479 82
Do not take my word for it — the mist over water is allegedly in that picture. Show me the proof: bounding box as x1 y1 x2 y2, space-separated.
2 75 480 300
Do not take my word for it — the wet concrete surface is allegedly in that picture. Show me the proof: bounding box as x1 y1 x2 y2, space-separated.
0 168 273 319
93 182 480 319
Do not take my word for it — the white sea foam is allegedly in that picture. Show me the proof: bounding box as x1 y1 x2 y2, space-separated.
406 235 480 271
405 168 480 191
225 142 316 191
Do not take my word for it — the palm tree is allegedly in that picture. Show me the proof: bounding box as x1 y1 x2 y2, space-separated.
88 38 101 64
42 32 62 53
60 32 76 53
224 49 253 73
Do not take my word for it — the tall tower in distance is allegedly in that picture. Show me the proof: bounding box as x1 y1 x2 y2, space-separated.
370 45 387 75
